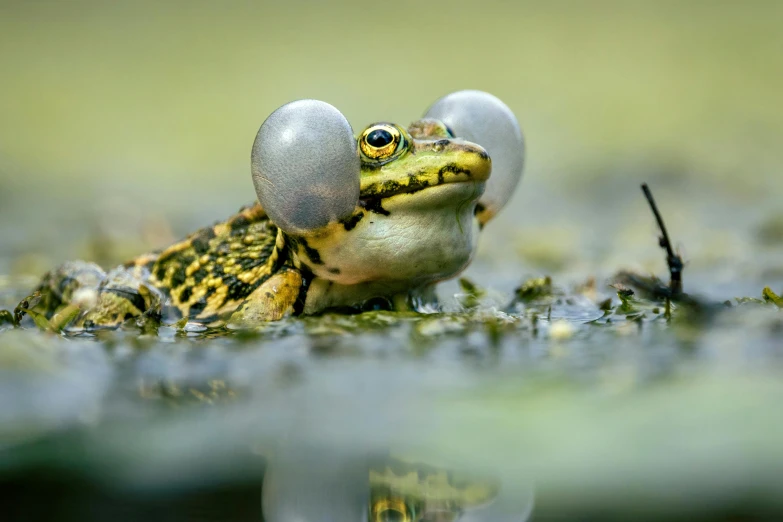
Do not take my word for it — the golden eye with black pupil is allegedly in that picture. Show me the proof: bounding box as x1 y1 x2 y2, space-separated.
359 124 405 162
372 497 411 522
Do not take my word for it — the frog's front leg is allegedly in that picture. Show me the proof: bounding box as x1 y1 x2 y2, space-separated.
227 268 303 328
394 284 439 313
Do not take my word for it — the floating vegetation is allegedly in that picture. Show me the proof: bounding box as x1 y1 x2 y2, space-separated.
762 286 783 308
512 275 554 304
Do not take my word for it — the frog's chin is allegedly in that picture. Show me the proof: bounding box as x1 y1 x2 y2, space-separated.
302 180 484 288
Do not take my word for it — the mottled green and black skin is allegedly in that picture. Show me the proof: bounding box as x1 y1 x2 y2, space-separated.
30 204 286 329
133 205 284 324
28 119 491 330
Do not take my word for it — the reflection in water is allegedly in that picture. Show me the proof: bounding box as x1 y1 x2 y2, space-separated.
368 457 499 521
262 449 533 522
2 446 532 522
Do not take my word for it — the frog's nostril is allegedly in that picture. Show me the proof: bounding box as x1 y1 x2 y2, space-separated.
432 139 450 152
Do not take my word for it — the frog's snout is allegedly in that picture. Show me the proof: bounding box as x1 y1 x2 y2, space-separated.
449 139 492 183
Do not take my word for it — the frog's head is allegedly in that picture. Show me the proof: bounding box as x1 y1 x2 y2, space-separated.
251 91 524 288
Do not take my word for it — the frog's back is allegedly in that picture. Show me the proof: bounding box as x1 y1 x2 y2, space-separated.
128 203 285 323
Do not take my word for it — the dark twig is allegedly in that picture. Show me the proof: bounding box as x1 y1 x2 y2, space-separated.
641 183 683 295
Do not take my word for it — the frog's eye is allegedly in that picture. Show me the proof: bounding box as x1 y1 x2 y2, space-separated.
251 99 360 234
372 497 413 522
359 123 407 162
424 90 525 224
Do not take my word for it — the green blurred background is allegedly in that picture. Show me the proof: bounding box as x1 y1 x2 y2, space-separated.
1 0 782 297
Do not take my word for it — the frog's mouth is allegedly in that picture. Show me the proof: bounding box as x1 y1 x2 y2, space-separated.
359 154 491 203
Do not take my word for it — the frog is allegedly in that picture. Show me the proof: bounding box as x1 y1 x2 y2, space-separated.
23 90 525 331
